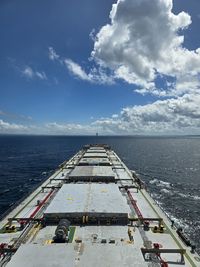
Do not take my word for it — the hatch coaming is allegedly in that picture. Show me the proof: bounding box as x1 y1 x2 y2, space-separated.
44 183 131 224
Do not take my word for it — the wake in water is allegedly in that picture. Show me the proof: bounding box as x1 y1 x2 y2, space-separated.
149 178 200 201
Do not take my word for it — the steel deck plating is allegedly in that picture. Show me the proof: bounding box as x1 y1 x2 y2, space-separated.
0 145 199 267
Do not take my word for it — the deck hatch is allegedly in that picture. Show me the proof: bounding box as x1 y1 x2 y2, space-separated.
86 149 106 153
83 152 107 158
68 166 115 181
78 158 111 166
6 243 147 267
44 184 130 223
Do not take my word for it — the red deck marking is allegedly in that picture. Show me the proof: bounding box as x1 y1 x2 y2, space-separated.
29 190 54 219
127 190 143 219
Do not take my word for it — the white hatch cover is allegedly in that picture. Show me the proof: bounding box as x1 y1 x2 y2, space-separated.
44 183 130 220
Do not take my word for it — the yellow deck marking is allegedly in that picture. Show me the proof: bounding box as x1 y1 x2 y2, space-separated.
101 189 108 193
45 239 53 244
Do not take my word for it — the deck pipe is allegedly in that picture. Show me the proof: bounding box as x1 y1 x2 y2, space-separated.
29 190 54 219
127 190 143 219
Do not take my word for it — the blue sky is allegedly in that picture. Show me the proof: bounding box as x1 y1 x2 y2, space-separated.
0 0 200 135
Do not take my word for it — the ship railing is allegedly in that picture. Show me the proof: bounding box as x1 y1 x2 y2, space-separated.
141 248 186 264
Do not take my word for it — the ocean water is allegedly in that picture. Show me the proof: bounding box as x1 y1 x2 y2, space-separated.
0 135 200 253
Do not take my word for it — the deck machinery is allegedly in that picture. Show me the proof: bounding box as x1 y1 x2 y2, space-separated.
0 145 199 266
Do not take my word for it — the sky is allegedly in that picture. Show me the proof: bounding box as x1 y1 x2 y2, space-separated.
0 0 200 135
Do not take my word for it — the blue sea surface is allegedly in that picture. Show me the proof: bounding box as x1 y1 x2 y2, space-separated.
0 135 200 253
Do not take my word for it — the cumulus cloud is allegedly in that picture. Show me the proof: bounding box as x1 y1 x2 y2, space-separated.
90 0 200 95
0 120 28 133
49 0 200 96
93 93 200 134
22 66 47 80
1 93 200 135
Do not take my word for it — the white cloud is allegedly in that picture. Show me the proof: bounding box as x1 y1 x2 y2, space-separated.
1 93 200 135
64 59 91 81
35 71 47 80
22 66 47 80
48 0 200 96
48 47 91 81
93 93 200 135
0 120 28 133
22 66 34 79
49 47 114 84
88 67 114 84
91 0 200 95
48 47 60 61
89 28 96 41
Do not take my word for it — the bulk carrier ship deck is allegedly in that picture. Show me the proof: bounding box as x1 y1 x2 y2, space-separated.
0 145 199 267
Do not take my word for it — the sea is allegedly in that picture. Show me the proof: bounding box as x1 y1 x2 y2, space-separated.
0 135 199 253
